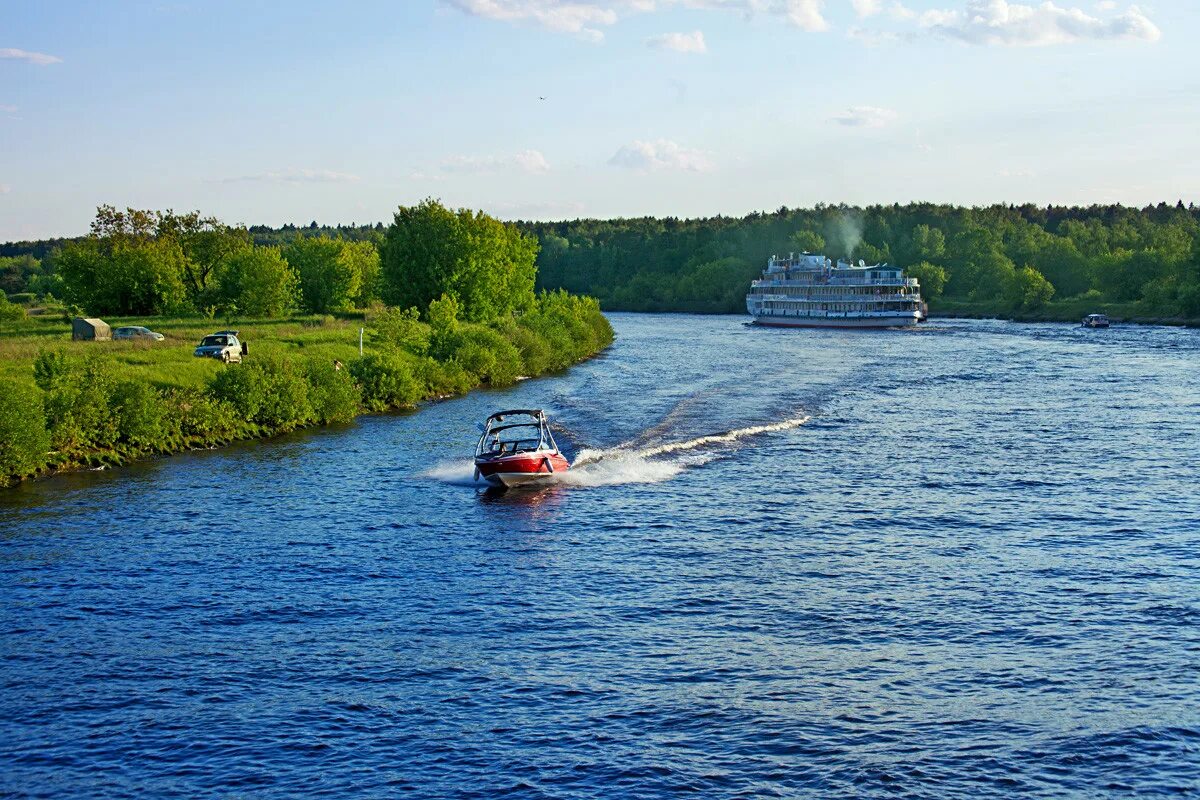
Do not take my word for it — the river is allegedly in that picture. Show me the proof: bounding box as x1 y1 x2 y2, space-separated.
2 314 1198 798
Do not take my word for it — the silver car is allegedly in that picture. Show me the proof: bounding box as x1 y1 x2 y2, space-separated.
193 332 245 363
113 325 165 341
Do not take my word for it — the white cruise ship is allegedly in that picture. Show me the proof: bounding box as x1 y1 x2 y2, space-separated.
746 252 923 328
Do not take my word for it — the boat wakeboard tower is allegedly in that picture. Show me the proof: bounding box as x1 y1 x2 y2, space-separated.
474 409 570 488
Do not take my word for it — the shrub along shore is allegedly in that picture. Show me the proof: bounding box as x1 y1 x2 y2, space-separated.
0 293 612 487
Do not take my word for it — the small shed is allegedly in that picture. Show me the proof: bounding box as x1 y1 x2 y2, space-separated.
72 317 112 341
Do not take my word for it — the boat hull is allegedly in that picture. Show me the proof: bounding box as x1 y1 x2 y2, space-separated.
749 313 920 329
475 452 570 488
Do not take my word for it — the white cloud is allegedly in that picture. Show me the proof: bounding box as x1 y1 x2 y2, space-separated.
224 168 361 183
608 139 712 171
646 30 707 52
847 0 916 41
998 167 1036 177
667 0 831 30
0 104 17 114
0 48 62 65
828 105 897 127
443 0 620 40
777 0 828 30
919 0 1161 46
847 26 899 44
443 0 830 37
513 149 552 173
852 0 882 17
0 183 10 194
440 149 552 174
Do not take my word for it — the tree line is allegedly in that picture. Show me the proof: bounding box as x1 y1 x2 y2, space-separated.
1 200 548 324
514 202 1200 319
6 200 1199 322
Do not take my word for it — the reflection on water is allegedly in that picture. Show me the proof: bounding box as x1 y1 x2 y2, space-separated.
476 483 565 514
2 315 1199 798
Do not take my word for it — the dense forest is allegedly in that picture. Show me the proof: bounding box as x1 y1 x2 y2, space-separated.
516 202 1200 321
4 202 1199 323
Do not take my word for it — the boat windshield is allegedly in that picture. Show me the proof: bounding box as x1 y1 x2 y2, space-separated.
476 414 556 457
480 424 543 455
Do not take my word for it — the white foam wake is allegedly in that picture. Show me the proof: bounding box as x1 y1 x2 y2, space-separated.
421 461 480 486
576 414 811 463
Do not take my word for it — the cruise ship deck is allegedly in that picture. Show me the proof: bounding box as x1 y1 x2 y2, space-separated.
746 252 923 328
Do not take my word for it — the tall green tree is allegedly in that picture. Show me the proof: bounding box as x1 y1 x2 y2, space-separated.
56 236 188 315
1008 266 1055 310
54 206 255 315
790 230 825 253
212 247 299 317
157 210 252 302
906 262 948 301
907 224 946 263
1030 237 1090 298
285 235 363 313
347 239 382 307
380 199 538 323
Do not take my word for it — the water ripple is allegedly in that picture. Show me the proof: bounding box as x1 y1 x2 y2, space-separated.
2 315 1199 798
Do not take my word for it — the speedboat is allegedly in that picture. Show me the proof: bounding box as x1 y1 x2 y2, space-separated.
474 409 570 488
1082 313 1110 328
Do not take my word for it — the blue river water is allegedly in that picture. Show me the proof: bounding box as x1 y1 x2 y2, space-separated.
2 314 1199 798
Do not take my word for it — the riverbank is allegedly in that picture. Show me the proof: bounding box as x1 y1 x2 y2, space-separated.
0 293 613 487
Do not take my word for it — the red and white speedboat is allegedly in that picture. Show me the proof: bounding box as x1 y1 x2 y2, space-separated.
474 409 570 488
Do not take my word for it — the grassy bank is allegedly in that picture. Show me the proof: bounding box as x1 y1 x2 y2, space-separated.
0 293 613 487
930 297 1200 327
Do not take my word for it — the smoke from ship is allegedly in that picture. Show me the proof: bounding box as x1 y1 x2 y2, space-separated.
825 211 864 260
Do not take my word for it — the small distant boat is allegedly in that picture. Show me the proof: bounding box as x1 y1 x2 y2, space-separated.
474 409 569 488
1082 313 1110 328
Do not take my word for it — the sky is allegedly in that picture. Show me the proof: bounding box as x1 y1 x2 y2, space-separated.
1 0 1197 240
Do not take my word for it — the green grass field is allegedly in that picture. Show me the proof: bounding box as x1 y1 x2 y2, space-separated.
0 297 615 487
0 312 366 390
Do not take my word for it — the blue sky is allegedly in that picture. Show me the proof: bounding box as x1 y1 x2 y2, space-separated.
1 0 1196 240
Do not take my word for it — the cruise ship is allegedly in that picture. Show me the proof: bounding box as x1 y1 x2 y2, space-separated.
746 252 923 328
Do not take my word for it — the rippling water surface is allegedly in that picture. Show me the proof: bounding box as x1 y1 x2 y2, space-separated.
3 314 1199 798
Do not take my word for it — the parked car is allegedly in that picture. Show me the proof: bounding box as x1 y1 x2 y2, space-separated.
193 331 246 363
112 325 165 341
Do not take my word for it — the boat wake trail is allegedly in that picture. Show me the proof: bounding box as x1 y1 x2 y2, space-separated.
563 413 811 486
588 415 812 462
422 414 810 489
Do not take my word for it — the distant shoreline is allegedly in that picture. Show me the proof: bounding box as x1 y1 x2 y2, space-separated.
596 307 1200 328
927 312 1199 328
926 299 1200 328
